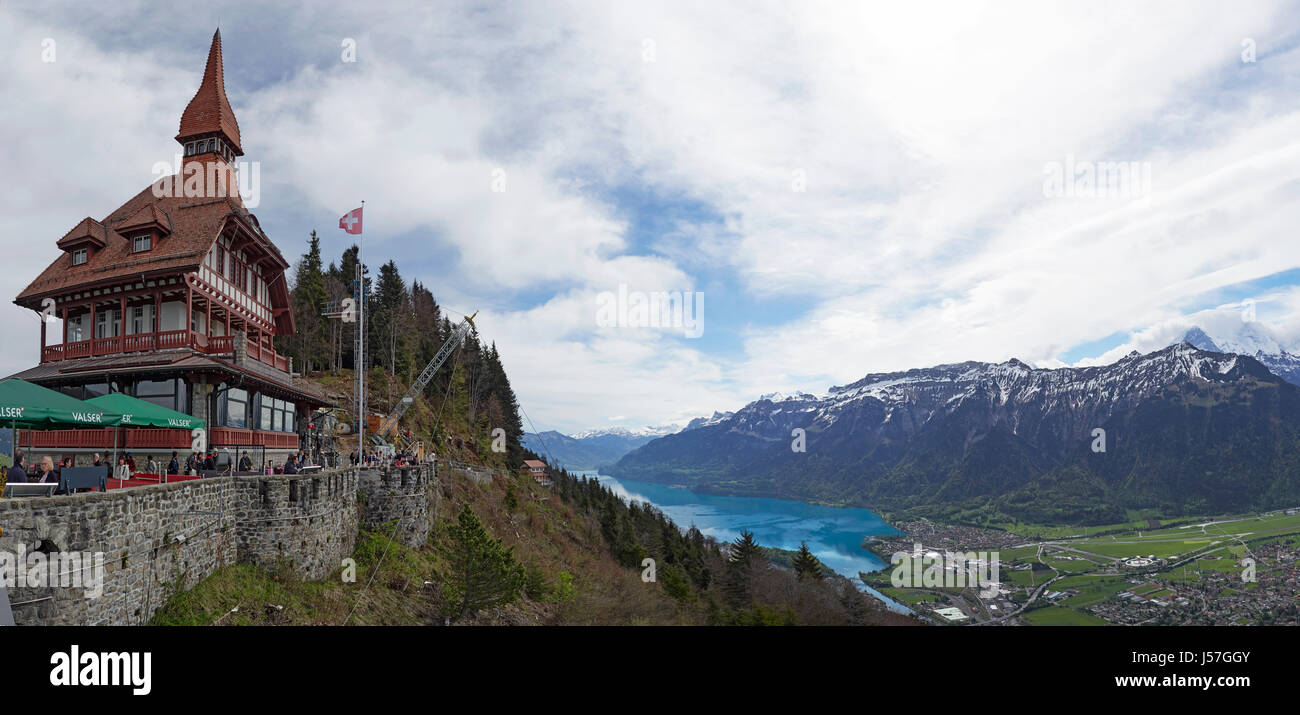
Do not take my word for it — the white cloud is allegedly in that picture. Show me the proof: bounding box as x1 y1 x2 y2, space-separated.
4 1 1300 432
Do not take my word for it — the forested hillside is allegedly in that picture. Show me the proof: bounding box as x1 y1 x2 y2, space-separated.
276 231 525 467
150 233 916 626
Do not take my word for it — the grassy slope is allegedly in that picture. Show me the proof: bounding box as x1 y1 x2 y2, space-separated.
152 467 691 625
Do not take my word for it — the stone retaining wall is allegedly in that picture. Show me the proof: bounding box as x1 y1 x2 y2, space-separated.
356 465 437 548
0 460 502 625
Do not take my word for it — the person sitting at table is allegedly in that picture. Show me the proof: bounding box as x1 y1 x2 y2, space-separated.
36 456 59 484
113 456 130 481
145 455 160 475
238 451 252 472
7 451 29 483
92 453 103 467
126 452 137 472
202 451 216 471
283 455 299 475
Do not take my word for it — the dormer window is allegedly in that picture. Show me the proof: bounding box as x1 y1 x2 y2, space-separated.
132 235 152 253
72 248 87 265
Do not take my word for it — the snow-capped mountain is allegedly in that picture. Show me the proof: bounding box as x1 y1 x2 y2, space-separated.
610 343 1300 524
1179 324 1300 386
523 424 682 471
684 411 735 430
570 424 682 440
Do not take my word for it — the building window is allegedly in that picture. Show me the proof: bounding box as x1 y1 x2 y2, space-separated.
67 315 85 342
221 387 249 429
94 309 121 339
72 248 87 265
132 235 151 253
129 305 155 335
134 378 184 412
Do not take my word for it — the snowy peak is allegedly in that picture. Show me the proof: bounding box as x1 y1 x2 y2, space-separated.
757 391 819 403
1180 326 1222 353
1179 322 1292 358
711 342 1270 435
1177 324 1300 387
570 424 682 440
685 411 734 430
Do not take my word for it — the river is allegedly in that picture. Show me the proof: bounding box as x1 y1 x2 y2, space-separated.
577 472 911 613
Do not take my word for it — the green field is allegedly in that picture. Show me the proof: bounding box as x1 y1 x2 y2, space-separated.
1050 573 1123 592
1046 555 1101 573
1022 607 1108 626
1058 580 1133 608
998 546 1043 562
879 588 944 605
1064 539 1213 560
995 510 1300 546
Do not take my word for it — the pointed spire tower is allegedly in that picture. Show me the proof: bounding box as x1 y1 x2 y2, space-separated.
176 29 243 163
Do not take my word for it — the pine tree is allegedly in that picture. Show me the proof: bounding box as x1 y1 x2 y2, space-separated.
281 230 329 372
839 581 873 626
792 541 824 582
723 530 763 609
729 530 763 564
370 259 410 377
443 505 526 621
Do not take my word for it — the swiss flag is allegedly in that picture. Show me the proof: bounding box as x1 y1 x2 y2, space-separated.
338 207 363 235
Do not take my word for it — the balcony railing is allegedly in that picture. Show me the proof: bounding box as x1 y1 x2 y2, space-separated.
16 427 299 451
246 337 289 372
41 329 287 371
210 427 299 449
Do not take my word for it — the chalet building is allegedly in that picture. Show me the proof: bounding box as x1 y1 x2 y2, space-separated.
7 30 328 465
523 459 549 484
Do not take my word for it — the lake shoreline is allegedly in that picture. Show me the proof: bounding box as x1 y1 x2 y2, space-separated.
575 471 916 616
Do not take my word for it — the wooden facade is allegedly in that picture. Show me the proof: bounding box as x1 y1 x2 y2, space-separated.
7 30 326 455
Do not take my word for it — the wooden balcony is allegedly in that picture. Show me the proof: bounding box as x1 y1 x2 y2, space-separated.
210 427 299 449
41 328 287 371
246 337 289 372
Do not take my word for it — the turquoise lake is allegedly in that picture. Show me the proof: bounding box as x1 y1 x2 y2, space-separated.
580 472 903 583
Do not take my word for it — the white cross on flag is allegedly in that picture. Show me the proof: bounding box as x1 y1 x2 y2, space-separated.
338 207 363 235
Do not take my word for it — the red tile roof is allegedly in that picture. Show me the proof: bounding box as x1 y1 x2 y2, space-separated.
15 180 243 304
116 202 172 236
523 460 547 469
177 29 242 155
55 217 110 250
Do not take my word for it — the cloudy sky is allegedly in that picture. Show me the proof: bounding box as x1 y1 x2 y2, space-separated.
3 1 1300 433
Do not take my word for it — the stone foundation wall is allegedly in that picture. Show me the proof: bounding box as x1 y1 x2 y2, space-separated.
0 461 505 626
0 478 244 625
357 465 437 548
1 469 358 625
234 470 359 580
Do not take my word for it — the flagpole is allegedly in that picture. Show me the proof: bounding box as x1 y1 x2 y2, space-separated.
358 200 365 464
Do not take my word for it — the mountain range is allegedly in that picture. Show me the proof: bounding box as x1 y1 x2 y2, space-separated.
523 425 681 471
608 331 1300 525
